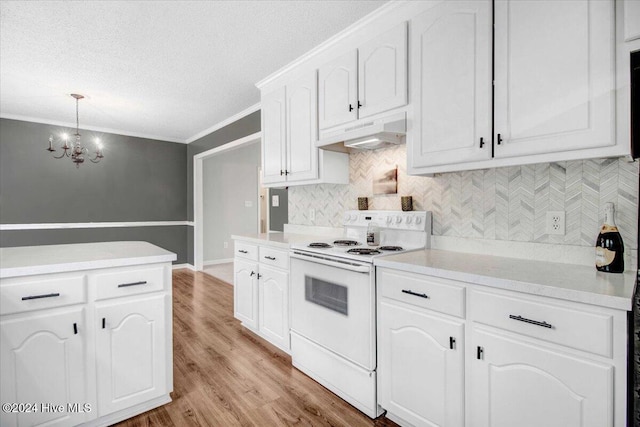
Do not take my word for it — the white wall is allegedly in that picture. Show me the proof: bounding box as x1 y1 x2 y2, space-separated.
203 142 260 261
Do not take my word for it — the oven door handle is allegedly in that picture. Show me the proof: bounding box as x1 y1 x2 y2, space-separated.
290 252 372 273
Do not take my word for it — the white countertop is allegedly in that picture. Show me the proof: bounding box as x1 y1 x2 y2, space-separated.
231 232 331 249
374 249 637 311
0 241 177 279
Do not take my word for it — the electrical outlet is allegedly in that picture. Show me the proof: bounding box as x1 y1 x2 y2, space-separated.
309 208 315 221
546 211 566 235
223 241 228 249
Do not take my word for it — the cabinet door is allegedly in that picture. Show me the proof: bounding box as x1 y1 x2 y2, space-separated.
286 73 318 183
261 87 287 185
1 307 87 427
410 0 492 169
258 264 289 350
358 22 407 119
318 50 358 130
494 0 615 158
234 259 258 330
378 301 464 427
95 295 167 416
469 327 613 427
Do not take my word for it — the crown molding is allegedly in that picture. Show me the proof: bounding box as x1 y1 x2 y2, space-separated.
255 0 404 89
185 102 261 144
0 114 186 144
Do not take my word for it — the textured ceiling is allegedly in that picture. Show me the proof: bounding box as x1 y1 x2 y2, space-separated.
0 0 386 143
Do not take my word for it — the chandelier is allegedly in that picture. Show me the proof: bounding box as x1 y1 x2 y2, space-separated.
46 94 104 168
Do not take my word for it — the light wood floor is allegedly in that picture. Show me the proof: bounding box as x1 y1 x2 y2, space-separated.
116 269 397 427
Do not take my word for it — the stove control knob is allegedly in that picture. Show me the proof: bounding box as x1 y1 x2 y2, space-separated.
415 216 423 225
406 216 413 224
395 216 402 224
386 216 392 224
350 214 358 222
344 214 350 222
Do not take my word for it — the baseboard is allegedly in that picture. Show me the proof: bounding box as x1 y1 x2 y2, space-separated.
172 263 195 271
203 258 233 266
82 394 171 427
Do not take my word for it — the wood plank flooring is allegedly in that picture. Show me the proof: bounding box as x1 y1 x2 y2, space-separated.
116 269 398 427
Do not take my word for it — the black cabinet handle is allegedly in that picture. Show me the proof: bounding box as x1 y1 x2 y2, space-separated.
509 314 553 329
401 289 429 299
497 133 503 145
238 250 248 254
264 256 276 260
22 292 60 301
280 170 284 176
284 170 290 176
257 273 263 279
250 271 256 277
102 318 106 329
357 101 362 109
477 346 484 360
349 104 354 112
73 323 78 335
449 337 456 350
118 281 147 288
480 137 485 148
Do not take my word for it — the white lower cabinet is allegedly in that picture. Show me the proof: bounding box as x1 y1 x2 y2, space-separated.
233 240 290 352
376 267 627 427
95 295 167 417
378 300 464 427
0 261 173 427
469 327 613 427
0 307 88 427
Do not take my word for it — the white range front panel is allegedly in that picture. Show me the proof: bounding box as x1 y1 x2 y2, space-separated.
290 253 375 370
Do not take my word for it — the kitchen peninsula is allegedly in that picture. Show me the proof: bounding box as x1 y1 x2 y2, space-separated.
0 241 176 427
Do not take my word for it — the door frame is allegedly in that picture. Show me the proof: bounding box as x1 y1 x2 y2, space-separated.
193 132 262 271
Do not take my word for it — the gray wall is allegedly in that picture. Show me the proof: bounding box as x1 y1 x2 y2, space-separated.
0 118 189 263
269 188 288 232
203 142 260 261
186 110 261 263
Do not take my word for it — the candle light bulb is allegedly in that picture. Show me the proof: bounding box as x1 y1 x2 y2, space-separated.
62 133 68 141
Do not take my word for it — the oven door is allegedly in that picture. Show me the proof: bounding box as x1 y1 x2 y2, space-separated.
290 251 375 370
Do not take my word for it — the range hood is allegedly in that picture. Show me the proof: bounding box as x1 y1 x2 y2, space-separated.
317 112 406 150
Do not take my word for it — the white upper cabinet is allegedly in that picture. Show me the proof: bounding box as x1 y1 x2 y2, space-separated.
409 0 492 170
318 22 407 134
261 87 286 185
286 73 319 182
358 23 408 119
318 51 358 130
494 0 615 159
623 0 640 42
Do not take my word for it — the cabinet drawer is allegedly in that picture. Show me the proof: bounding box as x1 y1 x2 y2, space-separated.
470 289 613 357
235 241 258 261
94 265 165 300
377 268 465 318
0 275 86 315
259 246 289 269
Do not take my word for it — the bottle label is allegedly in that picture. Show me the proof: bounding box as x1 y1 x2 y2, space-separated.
367 232 374 244
600 224 619 233
595 247 616 267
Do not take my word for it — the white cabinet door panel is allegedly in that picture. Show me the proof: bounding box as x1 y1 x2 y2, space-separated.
286 73 318 183
378 301 464 427
358 22 407 119
261 87 286 184
410 0 492 168
234 259 258 329
0 308 87 427
494 0 615 158
470 327 613 427
95 295 166 416
318 50 358 130
258 265 289 350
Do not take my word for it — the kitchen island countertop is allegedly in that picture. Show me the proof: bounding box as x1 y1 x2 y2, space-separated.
0 241 177 279
375 249 637 311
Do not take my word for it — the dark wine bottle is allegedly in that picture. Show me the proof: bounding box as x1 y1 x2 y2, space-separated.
595 202 624 273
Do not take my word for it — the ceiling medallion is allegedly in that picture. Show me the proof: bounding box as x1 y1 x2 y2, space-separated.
46 94 104 168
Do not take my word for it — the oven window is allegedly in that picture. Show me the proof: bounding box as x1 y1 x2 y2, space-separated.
305 276 348 315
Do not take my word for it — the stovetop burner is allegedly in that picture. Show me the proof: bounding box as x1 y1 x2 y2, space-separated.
347 248 382 255
379 246 404 251
308 242 332 248
334 239 359 246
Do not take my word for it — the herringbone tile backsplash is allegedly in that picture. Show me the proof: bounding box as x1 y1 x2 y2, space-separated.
288 144 639 250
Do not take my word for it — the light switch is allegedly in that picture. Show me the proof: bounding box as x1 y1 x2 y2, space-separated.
245 200 253 208
272 195 280 207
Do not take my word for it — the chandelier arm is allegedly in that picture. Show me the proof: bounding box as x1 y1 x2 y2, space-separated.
53 149 69 159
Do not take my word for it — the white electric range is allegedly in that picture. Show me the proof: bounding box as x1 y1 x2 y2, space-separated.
289 210 431 418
